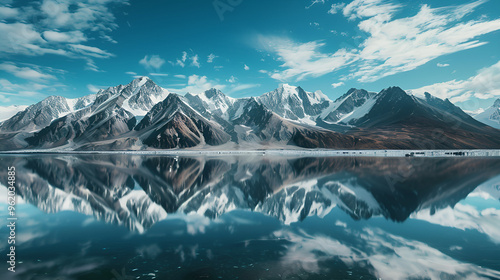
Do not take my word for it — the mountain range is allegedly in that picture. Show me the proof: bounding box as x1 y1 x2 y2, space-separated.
1 76 500 151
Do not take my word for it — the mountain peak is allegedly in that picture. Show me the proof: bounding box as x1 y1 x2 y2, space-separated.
380 86 408 98
494 98 500 108
204 88 224 99
127 76 153 89
164 92 182 104
133 76 151 82
334 88 370 103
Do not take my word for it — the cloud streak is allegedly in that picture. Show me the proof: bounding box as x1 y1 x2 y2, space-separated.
411 60 500 102
260 0 500 84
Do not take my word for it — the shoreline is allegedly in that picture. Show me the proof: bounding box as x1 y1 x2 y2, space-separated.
1 149 500 157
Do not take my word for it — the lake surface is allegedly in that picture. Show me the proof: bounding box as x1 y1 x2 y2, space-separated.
0 154 499 280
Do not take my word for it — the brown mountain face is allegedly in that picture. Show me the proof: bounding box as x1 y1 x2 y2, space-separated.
135 94 231 149
347 87 500 149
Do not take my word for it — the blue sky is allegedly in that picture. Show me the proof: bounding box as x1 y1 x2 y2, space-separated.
1 0 500 112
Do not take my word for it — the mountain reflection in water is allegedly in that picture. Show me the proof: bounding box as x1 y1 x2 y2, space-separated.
0 155 499 280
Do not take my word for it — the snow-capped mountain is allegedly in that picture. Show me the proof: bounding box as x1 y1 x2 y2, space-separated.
2 77 500 151
474 99 500 129
134 94 231 149
0 95 97 132
257 84 330 123
321 88 377 125
344 87 500 149
122 77 170 116
184 88 243 121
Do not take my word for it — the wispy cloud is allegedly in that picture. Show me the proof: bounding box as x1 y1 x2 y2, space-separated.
87 84 102 93
170 51 202 68
207 53 217 63
244 64 250 71
328 3 346 15
332 82 345 88
437 63 450 67
191 55 200 68
411 60 500 102
260 0 500 83
227 83 261 94
42 30 87 43
306 0 326 9
139 55 166 70
0 78 62 101
0 0 126 70
149 73 169 77
0 62 56 82
169 75 226 94
258 36 357 81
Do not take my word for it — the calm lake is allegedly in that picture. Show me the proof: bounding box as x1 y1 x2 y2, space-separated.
0 154 499 280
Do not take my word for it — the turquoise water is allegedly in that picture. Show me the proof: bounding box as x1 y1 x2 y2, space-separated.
0 155 499 280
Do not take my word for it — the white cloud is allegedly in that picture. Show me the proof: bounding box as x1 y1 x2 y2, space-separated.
174 74 186 79
207 53 217 63
191 55 200 68
227 76 237 83
175 51 188 67
70 44 113 58
43 30 87 43
84 58 102 72
87 84 101 93
227 83 261 94
411 60 500 102
0 22 64 56
349 0 500 82
0 78 60 102
173 51 202 68
39 0 125 33
332 82 344 88
272 227 500 280
126 71 137 75
412 203 500 244
0 62 56 82
328 3 346 14
149 73 168 77
258 36 357 82
437 63 450 67
139 55 166 70
306 0 326 9
0 94 11 103
0 0 126 70
169 75 226 94
0 6 19 19
262 0 500 83
342 0 401 21
244 64 250 71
